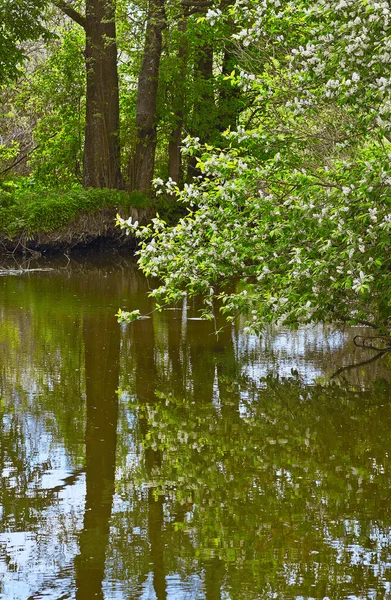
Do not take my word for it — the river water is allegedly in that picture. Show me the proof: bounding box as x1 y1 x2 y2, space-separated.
0 252 391 600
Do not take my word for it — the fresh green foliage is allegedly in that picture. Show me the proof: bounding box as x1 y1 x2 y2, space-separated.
119 0 391 334
115 308 141 322
26 26 86 186
0 184 150 237
2 0 391 334
0 0 49 82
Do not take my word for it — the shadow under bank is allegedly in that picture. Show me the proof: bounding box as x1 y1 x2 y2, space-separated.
0 214 138 256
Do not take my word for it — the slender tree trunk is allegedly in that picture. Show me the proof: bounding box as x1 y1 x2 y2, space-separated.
128 0 166 194
187 45 215 179
54 0 122 189
218 49 242 133
84 0 122 188
168 18 188 185
194 45 214 142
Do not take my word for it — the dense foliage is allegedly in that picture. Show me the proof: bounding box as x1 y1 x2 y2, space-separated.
1 0 390 330
118 0 391 333
0 0 49 82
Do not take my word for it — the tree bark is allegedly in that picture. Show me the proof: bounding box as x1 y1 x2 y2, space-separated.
218 49 242 132
168 18 188 185
54 0 122 189
128 0 166 194
187 44 215 179
194 44 214 142
83 0 122 188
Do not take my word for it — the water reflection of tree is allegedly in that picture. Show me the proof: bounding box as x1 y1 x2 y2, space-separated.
135 317 167 600
2 258 391 598
75 314 120 599
115 304 391 599
0 256 134 597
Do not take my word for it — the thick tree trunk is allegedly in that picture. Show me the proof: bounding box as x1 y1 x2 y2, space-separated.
168 18 188 185
83 0 122 188
128 0 166 194
55 0 122 189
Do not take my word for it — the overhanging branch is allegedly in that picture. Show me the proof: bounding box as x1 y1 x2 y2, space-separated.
52 0 86 28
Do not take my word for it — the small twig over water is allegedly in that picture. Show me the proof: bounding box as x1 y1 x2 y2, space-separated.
330 350 390 380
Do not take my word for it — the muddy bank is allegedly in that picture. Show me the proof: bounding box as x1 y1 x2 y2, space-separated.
0 206 143 255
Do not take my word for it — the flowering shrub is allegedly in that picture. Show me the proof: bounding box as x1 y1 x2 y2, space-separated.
118 0 391 334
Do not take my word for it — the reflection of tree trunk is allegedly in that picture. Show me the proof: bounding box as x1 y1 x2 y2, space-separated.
168 18 188 185
187 320 215 403
147 463 166 600
214 321 240 418
128 0 166 194
204 557 224 600
135 318 167 600
75 314 120 599
167 302 185 394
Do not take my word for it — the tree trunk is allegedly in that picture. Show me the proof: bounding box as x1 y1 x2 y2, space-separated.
194 45 214 142
187 44 215 179
83 0 122 188
168 18 188 185
218 49 242 133
128 0 166 194
54 0 122 189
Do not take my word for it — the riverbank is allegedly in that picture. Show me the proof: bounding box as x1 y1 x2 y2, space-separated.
0 186 169 254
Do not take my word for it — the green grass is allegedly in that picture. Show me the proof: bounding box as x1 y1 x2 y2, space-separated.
0 185 155 238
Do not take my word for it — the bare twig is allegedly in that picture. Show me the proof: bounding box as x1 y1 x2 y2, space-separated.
0 132 59 176
330 350 388 380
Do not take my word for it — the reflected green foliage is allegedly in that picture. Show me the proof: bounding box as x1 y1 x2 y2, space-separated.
127 379 391 597
1 256 391 599
114 309 391 599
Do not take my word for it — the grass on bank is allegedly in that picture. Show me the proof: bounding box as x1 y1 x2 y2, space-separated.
0 182 173 240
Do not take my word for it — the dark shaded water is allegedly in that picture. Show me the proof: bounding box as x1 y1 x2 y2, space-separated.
1 253 391 600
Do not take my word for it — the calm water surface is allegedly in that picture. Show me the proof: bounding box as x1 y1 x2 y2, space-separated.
1 253 391 600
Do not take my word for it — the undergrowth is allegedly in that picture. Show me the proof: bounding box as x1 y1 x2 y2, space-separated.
0 182 176 239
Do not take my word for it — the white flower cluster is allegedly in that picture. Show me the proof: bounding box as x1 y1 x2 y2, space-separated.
116 0 391 333
205 7 222 25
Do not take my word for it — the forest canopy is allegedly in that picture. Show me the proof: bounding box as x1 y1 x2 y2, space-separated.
1 0 391 334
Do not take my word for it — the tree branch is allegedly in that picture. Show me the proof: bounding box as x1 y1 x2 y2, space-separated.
0 132 59 177
52 0 86 29
330 350 388 380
